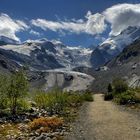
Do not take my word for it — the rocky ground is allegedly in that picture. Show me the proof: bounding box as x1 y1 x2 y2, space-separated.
0 107 69 140
65 94 140 140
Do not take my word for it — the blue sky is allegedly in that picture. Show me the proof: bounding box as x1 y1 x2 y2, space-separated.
0 0 140 47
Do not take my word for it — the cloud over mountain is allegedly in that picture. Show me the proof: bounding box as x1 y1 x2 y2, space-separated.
31 3 140 37
0 13 29 41
31 12 106 36
103 3 140 36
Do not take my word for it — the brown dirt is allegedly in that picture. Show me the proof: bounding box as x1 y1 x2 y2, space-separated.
65 94 140 140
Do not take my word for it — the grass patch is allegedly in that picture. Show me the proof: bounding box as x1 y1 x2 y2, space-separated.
32 89 94 120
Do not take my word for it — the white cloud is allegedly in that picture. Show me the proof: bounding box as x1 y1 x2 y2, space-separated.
29 30 41 36
85 12 106 35
31 4 140 37
0 13 29 41
103 3 140 36
1 3 140 42
31 11 106 35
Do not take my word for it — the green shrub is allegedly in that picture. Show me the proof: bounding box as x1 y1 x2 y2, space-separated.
82 93 94 102
16 99 31 113
113 78 128 93
0 97 8 110
114 90 139 105
66 94 83 106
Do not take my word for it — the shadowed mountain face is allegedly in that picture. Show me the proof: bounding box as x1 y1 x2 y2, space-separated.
106 39 140 68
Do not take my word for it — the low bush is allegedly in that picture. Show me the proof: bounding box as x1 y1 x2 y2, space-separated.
113 90 140 105
66 93 83 107
82 93 94 102
29 116 63 133
113 78 128 93
0 97 8 110
104 78 140 105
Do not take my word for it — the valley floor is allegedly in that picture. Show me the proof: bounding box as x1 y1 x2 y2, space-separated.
65 94 140 140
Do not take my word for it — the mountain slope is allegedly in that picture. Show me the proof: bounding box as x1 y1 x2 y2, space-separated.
90 26 140 69
74 39 140 92
107 39 140 68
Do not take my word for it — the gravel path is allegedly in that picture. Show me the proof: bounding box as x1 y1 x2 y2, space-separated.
65 94 140 140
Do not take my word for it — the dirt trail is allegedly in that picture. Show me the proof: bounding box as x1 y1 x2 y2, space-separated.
65 94 140 140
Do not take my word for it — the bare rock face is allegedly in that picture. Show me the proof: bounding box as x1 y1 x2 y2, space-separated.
128 74 140 88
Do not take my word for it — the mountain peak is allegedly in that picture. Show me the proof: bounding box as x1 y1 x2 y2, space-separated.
90 26 140 69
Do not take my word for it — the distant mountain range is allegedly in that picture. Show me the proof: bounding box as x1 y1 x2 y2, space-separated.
0 26 139 92
0 38 92 71
0 26 140 73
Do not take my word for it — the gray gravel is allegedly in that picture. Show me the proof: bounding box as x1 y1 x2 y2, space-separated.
65 94 140 140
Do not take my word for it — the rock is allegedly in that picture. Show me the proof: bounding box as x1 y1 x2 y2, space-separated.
34 133 48 140
29 136 36 140
29 107 38 113
52 137 57 140
136 127 140 131
24 119 30 123
34 131 40 137
0 119 4 124
51 132 60 136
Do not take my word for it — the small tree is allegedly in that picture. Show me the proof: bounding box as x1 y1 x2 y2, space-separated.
107 83 113 93
7 70 28 115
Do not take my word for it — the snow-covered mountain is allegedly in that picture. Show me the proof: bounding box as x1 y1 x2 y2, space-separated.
90 26 140 69
0 38 92 70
